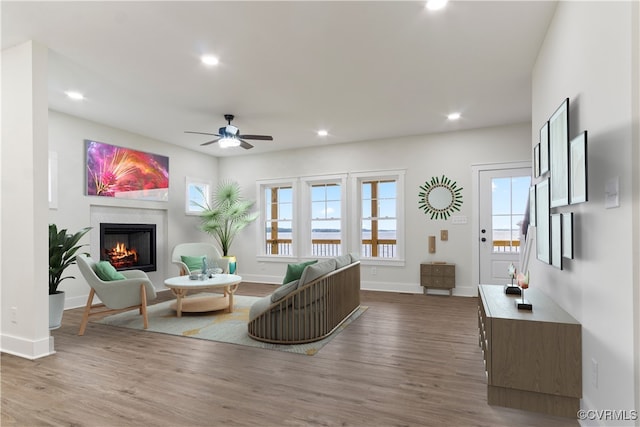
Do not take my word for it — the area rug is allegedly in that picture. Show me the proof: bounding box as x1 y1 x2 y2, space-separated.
93 294 367 356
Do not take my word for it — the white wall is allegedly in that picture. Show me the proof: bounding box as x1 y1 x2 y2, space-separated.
531 2 638 424
1 42 51 359
48 110 220 309
218 123 531 296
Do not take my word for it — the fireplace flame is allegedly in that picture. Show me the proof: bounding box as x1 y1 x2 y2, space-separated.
107 242 138 268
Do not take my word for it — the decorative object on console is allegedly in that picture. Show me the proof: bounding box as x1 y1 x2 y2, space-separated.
85 140 169 201
515 270 532 310
504 262 521 295
418 175 463 220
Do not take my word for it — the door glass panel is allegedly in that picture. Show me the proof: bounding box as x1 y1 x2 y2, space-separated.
491 175 531 253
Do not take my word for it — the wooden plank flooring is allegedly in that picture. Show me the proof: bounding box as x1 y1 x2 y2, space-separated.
1 284 578 427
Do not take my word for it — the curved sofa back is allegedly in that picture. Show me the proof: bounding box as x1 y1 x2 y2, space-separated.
248 260 361 344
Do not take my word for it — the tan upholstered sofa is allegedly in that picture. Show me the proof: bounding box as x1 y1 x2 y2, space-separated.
248 254 361 344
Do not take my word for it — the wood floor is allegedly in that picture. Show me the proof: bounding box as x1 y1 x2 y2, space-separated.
1 284 578 427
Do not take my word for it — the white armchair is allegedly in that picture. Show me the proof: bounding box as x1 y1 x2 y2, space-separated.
170 242 229 276
76 255 157 336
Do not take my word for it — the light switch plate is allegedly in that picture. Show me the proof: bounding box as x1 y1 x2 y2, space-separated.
441 230 448 241
451 215 468 224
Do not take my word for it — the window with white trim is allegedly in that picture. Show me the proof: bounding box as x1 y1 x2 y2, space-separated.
259 181 295 256
301 175 347 257
352 170 405 261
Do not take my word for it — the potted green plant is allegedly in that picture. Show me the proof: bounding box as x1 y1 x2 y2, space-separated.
196 181 258 273
49 224 91 329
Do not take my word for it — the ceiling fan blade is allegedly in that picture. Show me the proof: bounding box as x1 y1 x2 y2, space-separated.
238 134 273 141
239 140 254 150
185 131 220 136
200 138 220 146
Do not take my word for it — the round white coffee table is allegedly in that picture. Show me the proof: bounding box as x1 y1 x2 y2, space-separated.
164 274 242 317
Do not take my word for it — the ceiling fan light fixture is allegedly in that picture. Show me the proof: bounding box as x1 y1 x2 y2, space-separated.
218 137 240 148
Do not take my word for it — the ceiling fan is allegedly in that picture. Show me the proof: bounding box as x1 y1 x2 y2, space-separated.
185 114 273 150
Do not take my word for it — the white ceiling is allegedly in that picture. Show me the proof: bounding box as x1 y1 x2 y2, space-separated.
2 1 557 157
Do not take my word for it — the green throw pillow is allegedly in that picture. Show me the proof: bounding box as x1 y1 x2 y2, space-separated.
181 255 206 272
95 261 126 281
282 260 317 284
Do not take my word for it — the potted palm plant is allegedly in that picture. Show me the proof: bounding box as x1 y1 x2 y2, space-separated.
197 181 258 273
49 224 91 329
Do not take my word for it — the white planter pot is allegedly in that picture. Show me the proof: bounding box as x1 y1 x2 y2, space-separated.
49 291 65 330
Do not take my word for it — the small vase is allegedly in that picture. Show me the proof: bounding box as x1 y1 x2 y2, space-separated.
225 256 237 274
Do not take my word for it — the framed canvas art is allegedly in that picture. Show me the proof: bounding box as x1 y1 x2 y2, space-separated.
85 140 169 201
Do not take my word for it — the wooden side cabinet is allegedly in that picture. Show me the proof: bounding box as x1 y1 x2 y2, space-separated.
478 284 582 418
420 262 455 295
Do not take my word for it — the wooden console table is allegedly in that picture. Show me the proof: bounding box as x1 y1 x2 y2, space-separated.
478 284 582 418
420 262 455 295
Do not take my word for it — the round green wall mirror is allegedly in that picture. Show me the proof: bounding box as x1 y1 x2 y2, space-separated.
418 175 463 220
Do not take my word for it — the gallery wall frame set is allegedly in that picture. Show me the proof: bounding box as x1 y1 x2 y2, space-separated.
532 96 586 269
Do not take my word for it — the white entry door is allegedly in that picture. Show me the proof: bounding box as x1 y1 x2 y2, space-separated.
479 167 531 284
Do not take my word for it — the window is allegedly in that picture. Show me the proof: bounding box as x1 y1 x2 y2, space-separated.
352 170 405 262
302 175 347 257
258 171 404 265
491 175 531 253
259 181 295 256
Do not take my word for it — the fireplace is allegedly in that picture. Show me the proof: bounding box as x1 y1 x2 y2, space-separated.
99 223 157 272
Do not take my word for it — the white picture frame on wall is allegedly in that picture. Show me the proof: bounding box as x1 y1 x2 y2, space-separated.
185 177 210 215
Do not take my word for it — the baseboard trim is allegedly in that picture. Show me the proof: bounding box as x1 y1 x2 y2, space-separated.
1 333 54 359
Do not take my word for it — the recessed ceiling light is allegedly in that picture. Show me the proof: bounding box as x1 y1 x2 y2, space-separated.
447 112 461 120
426 0 448 11
65 91 84 100
317 130 328 137
201 55 219 66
